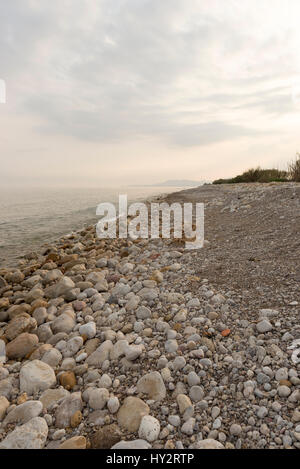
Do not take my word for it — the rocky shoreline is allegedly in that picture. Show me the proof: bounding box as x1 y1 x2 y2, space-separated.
0 183 299 449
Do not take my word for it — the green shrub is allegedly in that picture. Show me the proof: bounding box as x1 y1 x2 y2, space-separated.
213 167 289 185
288 154 300 182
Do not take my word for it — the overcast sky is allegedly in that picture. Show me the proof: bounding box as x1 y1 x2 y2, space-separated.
1 0 300 187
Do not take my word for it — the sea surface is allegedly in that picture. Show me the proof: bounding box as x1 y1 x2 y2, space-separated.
0 185 183 267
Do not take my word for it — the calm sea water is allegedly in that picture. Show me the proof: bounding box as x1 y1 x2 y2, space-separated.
0 186 182 267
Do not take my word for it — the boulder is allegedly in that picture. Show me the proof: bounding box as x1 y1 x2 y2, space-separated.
6 333 39 359
20 360 56 395
0 417 48 449
117 397 149 432
137 371 166 401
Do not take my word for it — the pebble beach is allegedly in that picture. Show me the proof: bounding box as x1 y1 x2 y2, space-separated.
0 182 299 450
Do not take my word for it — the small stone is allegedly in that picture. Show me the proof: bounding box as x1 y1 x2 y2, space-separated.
55 392 82 428
230 424 242 436
138 415 161 442
5 315 37 341
98 374 112 389
59 436 87 450
278 385 291 397
6 333 39 359
70 410 83 428
165 339 178 353
117 397 150 432
52 429 66 441
42 348 62 368
0 340 6 364
137 372 166 401
211 406 220 420
88 388 109 410
189 386 204 402
112 439 151 449
177 394 192 414
59 371 77 390
79 322 96 339
257 406 268 419
3 400 43 427
40 388 70 410
173 356 186 371
125 344 144 361
190 439 224 449
51 311 76 334
275 368 288 381
181 417 195 435
0 396 9 421
107 397 120 414
187 371 200 387
256 320 273 334
86 340 113 367
20 360 56 395
91 424 122 449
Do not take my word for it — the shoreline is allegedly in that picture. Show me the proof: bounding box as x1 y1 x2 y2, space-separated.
0 187 177 270
0 182 299 449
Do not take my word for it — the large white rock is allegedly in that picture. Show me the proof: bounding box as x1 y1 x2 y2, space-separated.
0 417 48 449
3 400 43 427
79 322 96 339
52 277 75 298
55 392 82 428
41 348 62 368
87 340 113 366
138 415 160 442
51 311 76 334
40 388 70 410
88 388 109 410
256 320 273 334
112 439 151 449
137 371 166 401
62 336 83 358
190 439 224 449
20 360 56 395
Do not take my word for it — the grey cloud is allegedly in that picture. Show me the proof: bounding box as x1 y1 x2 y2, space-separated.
1 0 298 146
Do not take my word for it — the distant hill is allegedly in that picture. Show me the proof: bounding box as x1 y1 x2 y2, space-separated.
148 180 206 187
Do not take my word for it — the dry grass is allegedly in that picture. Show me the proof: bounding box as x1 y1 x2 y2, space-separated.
288 153 300 182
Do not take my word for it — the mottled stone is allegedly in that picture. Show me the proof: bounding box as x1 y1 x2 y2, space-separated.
0 417 48 449
20 360 56 395
117 397 150 432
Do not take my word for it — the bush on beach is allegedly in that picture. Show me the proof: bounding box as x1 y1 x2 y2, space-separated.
213 154 300 184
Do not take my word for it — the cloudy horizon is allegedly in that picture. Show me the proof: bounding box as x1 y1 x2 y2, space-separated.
1 0 300 187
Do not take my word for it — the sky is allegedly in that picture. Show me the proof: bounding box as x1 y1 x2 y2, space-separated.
0 0 300 187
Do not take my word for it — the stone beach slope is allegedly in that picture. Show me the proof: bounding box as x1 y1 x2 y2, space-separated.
0 182 299 449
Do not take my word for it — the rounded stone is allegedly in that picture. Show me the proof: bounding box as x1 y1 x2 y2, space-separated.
88 388 109 410
137 372 166 401
117 397 150 432
59 371 77 390
0 417 48 449
59 436 87 450
278 385 291 397
190 439 224 449
138 415 161 442
20 360 56 395
6 333 39 359
230 423 242 436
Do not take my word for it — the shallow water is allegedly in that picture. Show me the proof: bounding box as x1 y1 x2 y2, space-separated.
0 185 183 267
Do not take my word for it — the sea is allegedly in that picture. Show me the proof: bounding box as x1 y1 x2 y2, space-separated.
0 185 183 267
